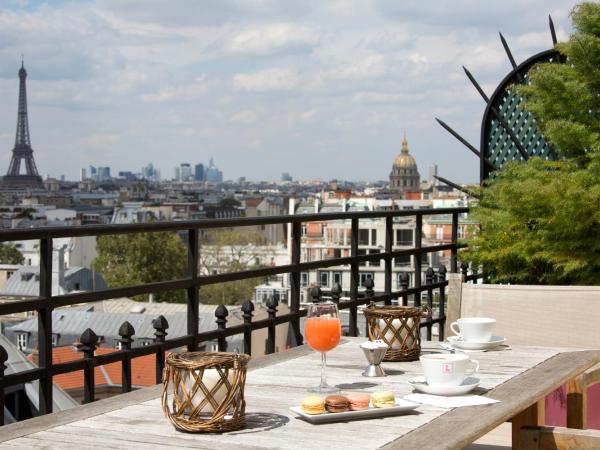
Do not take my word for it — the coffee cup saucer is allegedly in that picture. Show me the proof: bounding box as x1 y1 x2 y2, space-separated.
408 376 480 396
447 335 506 351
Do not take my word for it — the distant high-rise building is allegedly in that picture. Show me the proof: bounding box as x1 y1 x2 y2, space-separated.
281 172 293 182
194 163 204 181
89 166 97 179
174 166 180 181
97 166 111 182
80 168 87 181
204 158 223 183
429 164 438 183
1 60 44 190
180 163 192 181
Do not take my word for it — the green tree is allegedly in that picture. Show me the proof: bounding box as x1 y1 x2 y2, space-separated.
0 243 24 265
465 3 600 284
92 231 187 302
219 197 242 207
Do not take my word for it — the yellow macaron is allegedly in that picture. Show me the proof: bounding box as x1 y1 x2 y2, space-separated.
370 391 396 408
300 395 325 415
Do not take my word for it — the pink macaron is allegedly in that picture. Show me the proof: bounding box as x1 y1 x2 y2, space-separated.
346 393 371 411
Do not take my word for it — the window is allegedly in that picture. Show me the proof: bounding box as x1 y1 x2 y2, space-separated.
436 225 444 240
371 229 377 246
319 271 329 287
359 272 374 288
51 334 59 347
394 254 411 267
458 225 465 239
300 272 309 288
142 340 152 347
333 272 342 286
358 249 367 266
395 229 413 246
358 229 369 246
114 341 123 350
369 249 381 267
17 333 27 351
333 249 341 259
301 224 307 237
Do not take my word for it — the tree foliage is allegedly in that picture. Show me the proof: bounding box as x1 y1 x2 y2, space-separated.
465 3 600 284
92 231 187 302
0 243 24 265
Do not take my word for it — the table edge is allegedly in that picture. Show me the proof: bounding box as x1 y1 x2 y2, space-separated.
380 349 600 450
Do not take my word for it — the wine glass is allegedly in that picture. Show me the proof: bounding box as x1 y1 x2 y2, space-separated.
305 301 341 393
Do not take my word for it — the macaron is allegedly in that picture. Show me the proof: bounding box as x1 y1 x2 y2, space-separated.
300 395 325 415
346 393 371 411
325 395 349 413
370 391 396 408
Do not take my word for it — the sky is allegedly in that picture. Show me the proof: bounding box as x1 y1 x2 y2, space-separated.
0 0 576 183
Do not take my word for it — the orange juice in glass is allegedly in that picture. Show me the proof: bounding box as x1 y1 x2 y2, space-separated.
305 301 341 393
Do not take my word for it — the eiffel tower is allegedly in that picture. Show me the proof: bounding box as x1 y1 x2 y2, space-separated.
1 60 44 190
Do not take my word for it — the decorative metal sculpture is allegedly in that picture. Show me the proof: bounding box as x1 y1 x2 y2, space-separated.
437 16 562 187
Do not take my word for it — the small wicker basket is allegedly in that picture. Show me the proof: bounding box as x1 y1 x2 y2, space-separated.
363 304 431 361
161 351 250 433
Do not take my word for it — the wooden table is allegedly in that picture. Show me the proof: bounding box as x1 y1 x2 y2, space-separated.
1 339 598 450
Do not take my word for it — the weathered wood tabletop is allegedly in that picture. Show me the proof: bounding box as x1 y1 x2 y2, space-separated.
1 338 598 450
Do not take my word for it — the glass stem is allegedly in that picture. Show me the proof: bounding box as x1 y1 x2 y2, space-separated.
320 351 327 388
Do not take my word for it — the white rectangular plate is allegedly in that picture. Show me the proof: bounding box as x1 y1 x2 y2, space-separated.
289 399 419 424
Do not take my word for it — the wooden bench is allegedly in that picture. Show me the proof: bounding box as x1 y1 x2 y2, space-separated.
445 276 600 448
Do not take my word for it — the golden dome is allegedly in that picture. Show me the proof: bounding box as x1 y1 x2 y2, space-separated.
393 135 417 168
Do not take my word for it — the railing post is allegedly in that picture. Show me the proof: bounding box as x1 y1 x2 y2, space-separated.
215 305 228 352
290 221 303 346
187 228 200 351
153 315 168 384
414 214 423 307
384 216 393 305
425 267 434 340
364 277 375 336
451 212 459 273
0 344 7 426
118 321 134 393
38 236 53 415
350 217 359 336
310 286 322 303
266 294 279 354
437 265 447 341
400 272 409 306
461 261 469 281
78 328 98 404
331 282 341 305
241 300 254 355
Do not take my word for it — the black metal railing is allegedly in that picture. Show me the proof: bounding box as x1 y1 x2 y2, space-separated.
0 206 477 424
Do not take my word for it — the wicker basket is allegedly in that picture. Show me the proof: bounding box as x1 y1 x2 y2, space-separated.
363 304 431 361
161 351 250 433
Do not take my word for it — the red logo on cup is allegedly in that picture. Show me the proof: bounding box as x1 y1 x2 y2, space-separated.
442 363 453 374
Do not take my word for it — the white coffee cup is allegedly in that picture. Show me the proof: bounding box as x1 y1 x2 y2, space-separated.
420 353 479 386
450 317 496 343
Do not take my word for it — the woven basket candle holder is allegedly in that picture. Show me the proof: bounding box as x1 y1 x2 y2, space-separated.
161 351 250 433
363 304 431 361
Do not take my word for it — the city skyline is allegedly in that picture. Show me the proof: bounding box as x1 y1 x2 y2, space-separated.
0 0 574 183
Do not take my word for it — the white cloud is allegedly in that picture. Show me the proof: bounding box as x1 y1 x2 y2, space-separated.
230 110 258 124
233 68 301 92
226 23 320 55
326 54 388 80
141 77 207 102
